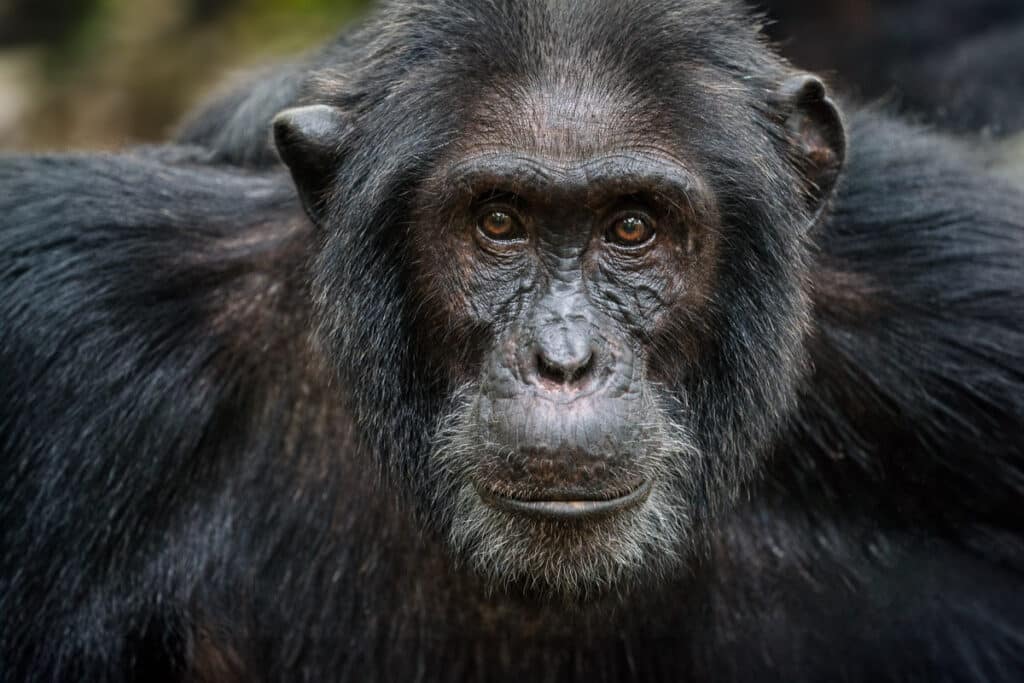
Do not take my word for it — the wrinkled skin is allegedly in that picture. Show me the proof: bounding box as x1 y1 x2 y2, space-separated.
415 148 711 594
275 63 844 596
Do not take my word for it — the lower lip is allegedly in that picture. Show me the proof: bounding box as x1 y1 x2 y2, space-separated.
477 481 653 521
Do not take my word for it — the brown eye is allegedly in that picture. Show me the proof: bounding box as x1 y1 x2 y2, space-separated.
478 210 522 241
608 215 655 247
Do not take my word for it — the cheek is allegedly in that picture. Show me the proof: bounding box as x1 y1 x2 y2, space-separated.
587 273 663 335
466 261 538 325
412 243 473 323
583 252 681 333
647 246 721 381
410 237 538 374
585 243 718 370
657 245 717 325
408 235 484 374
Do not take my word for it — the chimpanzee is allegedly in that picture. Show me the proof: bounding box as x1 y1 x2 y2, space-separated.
1 1 1022 682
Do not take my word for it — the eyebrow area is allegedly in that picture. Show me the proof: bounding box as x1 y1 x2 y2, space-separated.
441 151 710 211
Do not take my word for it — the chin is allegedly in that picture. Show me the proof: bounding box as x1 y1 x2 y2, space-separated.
425 380 707 601
443 475 695 601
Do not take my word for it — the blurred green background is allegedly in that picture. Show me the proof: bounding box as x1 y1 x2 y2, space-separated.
0 0 371 150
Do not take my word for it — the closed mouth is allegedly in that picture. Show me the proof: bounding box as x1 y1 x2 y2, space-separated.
477 480 653 521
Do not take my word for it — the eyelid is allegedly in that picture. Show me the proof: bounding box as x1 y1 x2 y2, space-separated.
474 201 520 219
609 206 655 223
471 189 524 210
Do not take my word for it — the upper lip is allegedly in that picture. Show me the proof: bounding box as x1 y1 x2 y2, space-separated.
477 480 653 521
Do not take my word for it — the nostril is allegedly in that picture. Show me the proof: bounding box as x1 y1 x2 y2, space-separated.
536 353 564 384
568 351 594 384
535 349 595 388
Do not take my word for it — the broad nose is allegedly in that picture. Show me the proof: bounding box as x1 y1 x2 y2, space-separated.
531 328 597 391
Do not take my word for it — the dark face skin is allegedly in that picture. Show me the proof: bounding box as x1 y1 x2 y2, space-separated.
274 63 843 599
405 89 724 596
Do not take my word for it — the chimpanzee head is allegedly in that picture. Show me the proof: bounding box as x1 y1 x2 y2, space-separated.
272 0 845 599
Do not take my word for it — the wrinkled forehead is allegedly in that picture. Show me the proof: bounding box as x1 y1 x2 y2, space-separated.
459 78 680 164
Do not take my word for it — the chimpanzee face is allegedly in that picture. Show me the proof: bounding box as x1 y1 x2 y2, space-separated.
405 86 725 597
273 37 844 600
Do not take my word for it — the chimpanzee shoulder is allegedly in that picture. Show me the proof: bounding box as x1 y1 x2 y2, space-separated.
712 106 1024 681
804 105 1024 500
0 150 356 681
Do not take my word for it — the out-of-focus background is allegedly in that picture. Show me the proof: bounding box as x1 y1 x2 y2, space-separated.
1 0 1023 151
0 0 371 150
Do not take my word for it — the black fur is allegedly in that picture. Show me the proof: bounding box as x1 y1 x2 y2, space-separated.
176 0 1024 166
2 1 1023 681
176 65 308 167
761 0 1024 136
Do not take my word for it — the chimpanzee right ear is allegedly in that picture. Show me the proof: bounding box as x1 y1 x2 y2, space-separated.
771 74 847 221
273 105 350 222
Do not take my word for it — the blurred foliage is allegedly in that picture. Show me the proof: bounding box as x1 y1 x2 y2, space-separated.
0 0 372 150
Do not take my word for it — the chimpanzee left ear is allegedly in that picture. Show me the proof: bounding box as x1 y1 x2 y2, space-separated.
273 104 350 223
772 74 847 217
